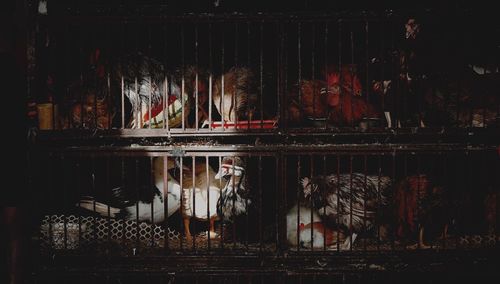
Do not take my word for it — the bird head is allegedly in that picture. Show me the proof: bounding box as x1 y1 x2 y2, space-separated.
301 177 319 198
215 157 245 180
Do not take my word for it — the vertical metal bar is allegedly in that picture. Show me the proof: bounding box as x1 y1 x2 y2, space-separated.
403 153 408 250
336 155 341 251
163 23 168 130
380 20 385 121
79 28 84 129
121 76 125 128
206 156 210 251
221 26 225 131
258 155 263 253
234 23 238 130
322 155 327 251
61 156 68 250
150 157 155 247
135 158 140 252
218 156 224 249
244 157 249 250
350 29 355 127
349 155 353 250
391 151 396 251
181 26 185 130
106 156 111 250
365 20 370 105
324 21 329 130
276 22 282 134
363 155 368 252
377 155 382 251
247 22 251 129
297 22 302 111
442 154 447 249
195 25 199 131
135 77 139 127
93 37 98 130
121 157 126 247
416 155 422 250
312 23 316 121
338 20 343 125
148 74 152 129
296 155 301 252
275 155 281 254
76 160 82 249
309 155 314 250
91 156 97 249
283 22 289 131
260 22 264 128
163 156 170 252
192 157 196 250
180 156 184 250
148 25 152 130
209 23 213 131
232 156 237 249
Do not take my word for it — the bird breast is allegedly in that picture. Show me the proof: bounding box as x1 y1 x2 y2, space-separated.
182 185 220 220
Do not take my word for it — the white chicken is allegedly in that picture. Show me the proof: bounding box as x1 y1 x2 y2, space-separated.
77 157 181 223
176 160 221 241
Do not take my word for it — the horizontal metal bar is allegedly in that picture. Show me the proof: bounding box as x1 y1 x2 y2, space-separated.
37 144 496 156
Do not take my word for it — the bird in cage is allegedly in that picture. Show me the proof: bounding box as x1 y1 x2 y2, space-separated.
113 53 209 129
212 67 259 126
288 65 381 127
394 175 450 249
77 158 182 223
286 204 345 250
214 157 252 242
69 94 115 129
323 72 381 126
170 158 222 241
302 173 392 250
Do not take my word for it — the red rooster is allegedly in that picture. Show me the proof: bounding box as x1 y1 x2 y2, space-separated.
288 65 381 127
394 175 448 249
324 72 380 125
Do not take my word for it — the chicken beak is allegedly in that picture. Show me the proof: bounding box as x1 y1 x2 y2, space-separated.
215 167 226 179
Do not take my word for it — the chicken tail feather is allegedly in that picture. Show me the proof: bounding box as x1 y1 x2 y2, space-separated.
77 199 121 218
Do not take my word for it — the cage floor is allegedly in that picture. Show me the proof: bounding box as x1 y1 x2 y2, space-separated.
39 215 498 255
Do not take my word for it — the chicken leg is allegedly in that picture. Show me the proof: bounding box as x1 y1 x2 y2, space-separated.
341 233 358 250
407 226 431 249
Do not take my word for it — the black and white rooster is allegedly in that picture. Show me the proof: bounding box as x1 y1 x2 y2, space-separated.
302 173 391 249
215 157 251 221
77 157 182 223
113 53 207 129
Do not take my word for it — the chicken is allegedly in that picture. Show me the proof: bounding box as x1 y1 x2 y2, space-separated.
70 94 114 129
174 159 221 241
214 157 251 220
323 65 363 97
302 173 391 249
286 204 344 249
213 67 258 124
287 79 328 126
112 53 195 129
324 73 381 125
77 158 182 223
288 65 380 127
394 175 449 249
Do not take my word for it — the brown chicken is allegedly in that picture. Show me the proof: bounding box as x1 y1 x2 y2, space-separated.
288 66 380 126
213 67 258 123
394 175 448 249
288 79 329 124
70 94 114 129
